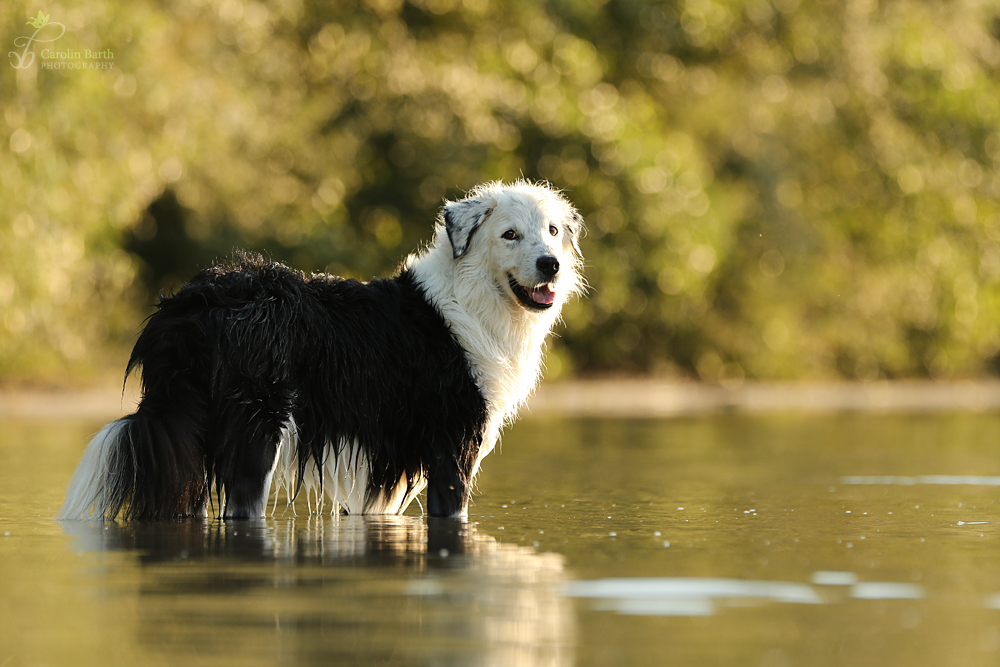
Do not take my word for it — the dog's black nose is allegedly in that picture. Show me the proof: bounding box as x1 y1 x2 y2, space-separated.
536 255 560 280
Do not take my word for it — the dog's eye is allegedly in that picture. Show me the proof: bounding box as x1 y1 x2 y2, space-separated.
549 225 559 236
502 229 518 240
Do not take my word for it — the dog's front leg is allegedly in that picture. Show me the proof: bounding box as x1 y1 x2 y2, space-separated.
426 455 469 518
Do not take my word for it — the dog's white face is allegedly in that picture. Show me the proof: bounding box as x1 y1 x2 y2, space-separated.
444 182 584 314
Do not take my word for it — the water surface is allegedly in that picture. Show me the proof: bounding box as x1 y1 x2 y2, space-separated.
2 412 1000 665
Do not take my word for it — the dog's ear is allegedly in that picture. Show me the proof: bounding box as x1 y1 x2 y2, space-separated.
444 198 494 259
566 210 585 256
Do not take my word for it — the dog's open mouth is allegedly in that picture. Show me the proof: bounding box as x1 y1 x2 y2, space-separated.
508 275 555 311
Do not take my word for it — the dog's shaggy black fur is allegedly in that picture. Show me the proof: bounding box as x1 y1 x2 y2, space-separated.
61 181 586 522
89 251 487 519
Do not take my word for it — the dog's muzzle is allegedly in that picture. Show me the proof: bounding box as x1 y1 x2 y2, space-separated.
508 275 555 311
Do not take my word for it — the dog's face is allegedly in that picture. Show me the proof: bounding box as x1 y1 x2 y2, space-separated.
444 182 584 314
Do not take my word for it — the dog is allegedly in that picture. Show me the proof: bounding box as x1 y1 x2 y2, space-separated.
57 180 584 520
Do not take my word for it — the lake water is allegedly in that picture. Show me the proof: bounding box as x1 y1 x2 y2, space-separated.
3 411 1000 666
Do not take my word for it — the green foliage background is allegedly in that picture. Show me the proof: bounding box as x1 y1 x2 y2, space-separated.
3 0 1000 383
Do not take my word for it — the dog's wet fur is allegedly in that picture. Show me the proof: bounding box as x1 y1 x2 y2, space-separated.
58 181 584 520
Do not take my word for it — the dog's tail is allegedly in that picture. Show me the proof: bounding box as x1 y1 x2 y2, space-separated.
56 407 209 521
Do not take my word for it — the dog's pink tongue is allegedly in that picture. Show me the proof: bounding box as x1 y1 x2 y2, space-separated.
532 284 556 305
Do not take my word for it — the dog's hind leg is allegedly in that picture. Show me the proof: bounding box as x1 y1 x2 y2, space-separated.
426 453 472 519
213 389 295 520
224 443 280 519
218 419 286 519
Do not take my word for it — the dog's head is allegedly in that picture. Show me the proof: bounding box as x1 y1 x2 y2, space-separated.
443 181 585 314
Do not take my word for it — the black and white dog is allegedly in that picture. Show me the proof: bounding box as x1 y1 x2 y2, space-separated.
58 181 584 520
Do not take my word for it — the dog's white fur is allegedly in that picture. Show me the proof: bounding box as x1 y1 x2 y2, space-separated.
405 180 585 479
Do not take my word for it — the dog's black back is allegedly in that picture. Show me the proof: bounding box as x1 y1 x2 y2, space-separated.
117 251 487 519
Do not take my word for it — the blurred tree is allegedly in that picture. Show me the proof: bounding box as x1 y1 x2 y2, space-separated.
3 0 1000 383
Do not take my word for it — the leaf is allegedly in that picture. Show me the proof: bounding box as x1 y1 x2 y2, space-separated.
26 10 49 29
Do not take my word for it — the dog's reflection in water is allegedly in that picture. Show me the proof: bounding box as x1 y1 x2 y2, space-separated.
64 516 573 665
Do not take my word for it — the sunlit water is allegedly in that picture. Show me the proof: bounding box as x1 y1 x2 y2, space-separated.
3 412 1000 666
